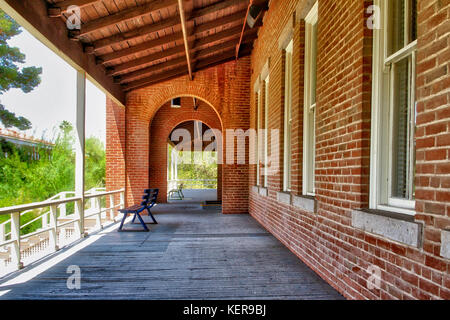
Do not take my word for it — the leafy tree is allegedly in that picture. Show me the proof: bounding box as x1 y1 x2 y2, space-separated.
0 10 42 130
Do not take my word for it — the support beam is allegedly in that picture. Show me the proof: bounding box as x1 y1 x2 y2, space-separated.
107 43 189 76
91 16 181 51
123 47 252 91
178 0 193 80
119 31 257 83
109 25 253 78
76 0 178 38
100 21 245 65
89 5 246 52
0 0 126 106
236 0 254 59
48 0 99 17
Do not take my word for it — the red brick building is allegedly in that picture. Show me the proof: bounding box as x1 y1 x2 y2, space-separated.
5 0 448 300
104 0 450 299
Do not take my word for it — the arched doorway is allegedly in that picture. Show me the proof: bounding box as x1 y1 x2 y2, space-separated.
148 97 223 203
167 120 219 203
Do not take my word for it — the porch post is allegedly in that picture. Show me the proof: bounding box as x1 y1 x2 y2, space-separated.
75 71 86 237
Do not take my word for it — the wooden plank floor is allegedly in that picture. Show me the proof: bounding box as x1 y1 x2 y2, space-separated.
0 203 344 300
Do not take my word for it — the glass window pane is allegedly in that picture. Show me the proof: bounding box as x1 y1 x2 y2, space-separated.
392 57 410 199
409 0 417 42
388 0 405 55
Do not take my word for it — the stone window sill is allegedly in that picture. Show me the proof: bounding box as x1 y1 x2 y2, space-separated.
277 191 291 205
352 209 423 248
252 186 268 197
441 229 450 260
292 195 317 213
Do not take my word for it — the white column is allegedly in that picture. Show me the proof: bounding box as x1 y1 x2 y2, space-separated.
75 71 86 238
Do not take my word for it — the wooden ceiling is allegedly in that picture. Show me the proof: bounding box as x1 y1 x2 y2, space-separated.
44 0 268 92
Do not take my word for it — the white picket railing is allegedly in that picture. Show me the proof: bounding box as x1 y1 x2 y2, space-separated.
167 179 217 191
0 188 125 275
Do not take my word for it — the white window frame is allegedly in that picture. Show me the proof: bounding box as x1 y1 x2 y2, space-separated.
256 87 262 186
370 0 417 216
283 39 294 192
303 1 318 197
263 75 270 188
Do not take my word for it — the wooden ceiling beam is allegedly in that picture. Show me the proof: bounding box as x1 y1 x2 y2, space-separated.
120 32 256 84
73 0 178 38
101 22 243 66
99 31 185 64
177 0 193 80
48 0 99 17
0 0 125 105
107 23 253 76
124 47 252 92
190 0 245 19
89 6 246 53
107 42 190 76
91 16 180 51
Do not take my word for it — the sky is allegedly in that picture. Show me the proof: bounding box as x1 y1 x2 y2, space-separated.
0 27 106 144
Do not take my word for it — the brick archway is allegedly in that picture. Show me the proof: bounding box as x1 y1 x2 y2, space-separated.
108 59 251 214
149 97 223 203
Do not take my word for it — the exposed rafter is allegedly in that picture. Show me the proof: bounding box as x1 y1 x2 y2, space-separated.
124 46 252 92
119 31 257 84
108 26 257 78
48 0 99 17
101 24 244 66
177 0 193 80
87 8 246 55
70 0 178 38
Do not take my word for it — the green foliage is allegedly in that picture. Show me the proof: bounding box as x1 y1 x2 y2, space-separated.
168 145 218 189
0 122 106 230
0 10 42 130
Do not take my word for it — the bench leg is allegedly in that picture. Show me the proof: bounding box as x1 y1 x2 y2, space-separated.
132 213 137 223
119 213 128 231
135 213 149 231
146 208 158 224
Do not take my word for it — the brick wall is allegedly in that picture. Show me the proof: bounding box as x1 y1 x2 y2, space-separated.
149 98 222 202
106 96 126 208
249 0 449 300
107 58 251 213
105 0 450 299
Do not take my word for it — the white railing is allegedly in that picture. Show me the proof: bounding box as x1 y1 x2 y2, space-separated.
0 188 125 275
167 179 217 191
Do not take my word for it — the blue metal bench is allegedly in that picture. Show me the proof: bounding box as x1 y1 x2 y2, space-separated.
118 189 158 232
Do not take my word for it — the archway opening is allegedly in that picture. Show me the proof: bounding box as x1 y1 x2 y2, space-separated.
148 96 223 205
167 120 218 203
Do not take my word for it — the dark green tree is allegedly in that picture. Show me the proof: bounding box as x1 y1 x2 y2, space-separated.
0 10 42 130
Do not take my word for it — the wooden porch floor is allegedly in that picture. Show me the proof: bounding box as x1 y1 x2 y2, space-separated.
0 203 343 300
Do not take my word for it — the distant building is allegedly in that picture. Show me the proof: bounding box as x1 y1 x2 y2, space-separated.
0 128 54 160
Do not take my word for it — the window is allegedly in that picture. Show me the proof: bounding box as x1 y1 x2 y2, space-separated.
256 87 262 186
263 75 270 188
283 40 293 192
371 0 417 215
303 2 318 196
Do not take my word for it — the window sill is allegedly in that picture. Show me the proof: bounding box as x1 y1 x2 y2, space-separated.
277 192 291 205
292 195 317 213
259 187 268 197
377 204 415 217
252 186 268 197
352 209 422 248
441 230 450 260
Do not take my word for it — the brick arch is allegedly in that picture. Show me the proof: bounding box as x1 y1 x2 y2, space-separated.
148 98 222 203
126 71 225 128
122 59 251 214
